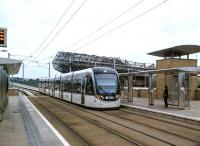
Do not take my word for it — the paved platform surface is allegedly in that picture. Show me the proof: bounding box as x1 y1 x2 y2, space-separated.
121 97 200 122
0 94 68 146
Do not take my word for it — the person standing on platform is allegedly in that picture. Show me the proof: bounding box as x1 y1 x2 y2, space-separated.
163 86 169 108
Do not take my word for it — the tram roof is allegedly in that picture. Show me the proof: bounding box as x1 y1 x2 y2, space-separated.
148 45 200 57
0 57 22 75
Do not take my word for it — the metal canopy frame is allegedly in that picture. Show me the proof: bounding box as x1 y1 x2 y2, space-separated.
52 52 155 73
119 67 200 76
119 67 200 110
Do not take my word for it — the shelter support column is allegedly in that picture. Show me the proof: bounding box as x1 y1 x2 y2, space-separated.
178 72 185 110
128 75 133 102
149 73 154 105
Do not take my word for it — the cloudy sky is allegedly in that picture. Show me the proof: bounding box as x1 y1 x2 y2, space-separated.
1 0 200 79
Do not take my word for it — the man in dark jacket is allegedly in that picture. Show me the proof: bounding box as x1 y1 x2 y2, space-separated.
163 86 169 108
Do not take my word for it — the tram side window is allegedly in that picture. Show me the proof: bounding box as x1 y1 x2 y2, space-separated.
64 79 71 92
86 77 93 95
55 80 60 91
73 77 78 93
73 77 80 94
77 79 82 94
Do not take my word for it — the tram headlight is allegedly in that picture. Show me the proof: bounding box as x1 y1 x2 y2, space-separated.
105 96 108 100
100 95 104 100
115 95 119 99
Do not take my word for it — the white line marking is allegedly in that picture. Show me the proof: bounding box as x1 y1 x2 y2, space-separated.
23 95 71 146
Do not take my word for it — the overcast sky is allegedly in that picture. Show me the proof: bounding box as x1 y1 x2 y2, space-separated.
1 0 200 79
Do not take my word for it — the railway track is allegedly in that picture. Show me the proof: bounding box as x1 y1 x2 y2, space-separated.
102 110 200 144
29 95 141 146
30 96 92 146
118 107 200 131
44 95 200 146
19 88 200 146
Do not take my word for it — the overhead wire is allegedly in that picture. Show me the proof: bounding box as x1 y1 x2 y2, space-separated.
29 0 168 75
29 0 76 58
73 0 169 52
62 0 145 52
33 0 88 61
23 60 50 69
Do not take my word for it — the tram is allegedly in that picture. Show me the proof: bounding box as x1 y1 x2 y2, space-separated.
39 67 120 108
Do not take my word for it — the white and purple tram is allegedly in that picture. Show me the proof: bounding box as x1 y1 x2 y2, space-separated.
39 67 120 108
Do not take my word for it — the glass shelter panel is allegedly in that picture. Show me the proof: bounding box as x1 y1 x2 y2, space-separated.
183 73 190 107
167 74 179 107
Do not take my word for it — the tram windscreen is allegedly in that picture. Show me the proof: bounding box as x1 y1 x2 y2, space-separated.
95 74 119 95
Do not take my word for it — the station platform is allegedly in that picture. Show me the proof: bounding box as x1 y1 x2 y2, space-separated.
12 83 200 122
121 97 200 122
0 89 69 146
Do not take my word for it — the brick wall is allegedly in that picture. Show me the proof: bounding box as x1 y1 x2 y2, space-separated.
156 58 198 100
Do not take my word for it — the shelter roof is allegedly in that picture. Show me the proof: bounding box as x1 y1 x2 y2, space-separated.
0 57 22 74
148 45 200 57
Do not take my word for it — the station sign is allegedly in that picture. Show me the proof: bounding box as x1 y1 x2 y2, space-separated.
0 28 7 47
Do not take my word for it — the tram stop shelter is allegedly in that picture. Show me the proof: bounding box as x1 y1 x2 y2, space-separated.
0 57 22 121
119 45 200 110
0 57 22 75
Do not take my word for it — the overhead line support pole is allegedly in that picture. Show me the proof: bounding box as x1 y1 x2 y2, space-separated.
49 62 50 78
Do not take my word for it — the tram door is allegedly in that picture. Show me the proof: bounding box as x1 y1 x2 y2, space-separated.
81 77 86 105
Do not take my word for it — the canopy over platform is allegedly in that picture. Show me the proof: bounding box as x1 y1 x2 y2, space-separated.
52 51 155 73
148 45 200 58
119 67 200 77
0 57 22 75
